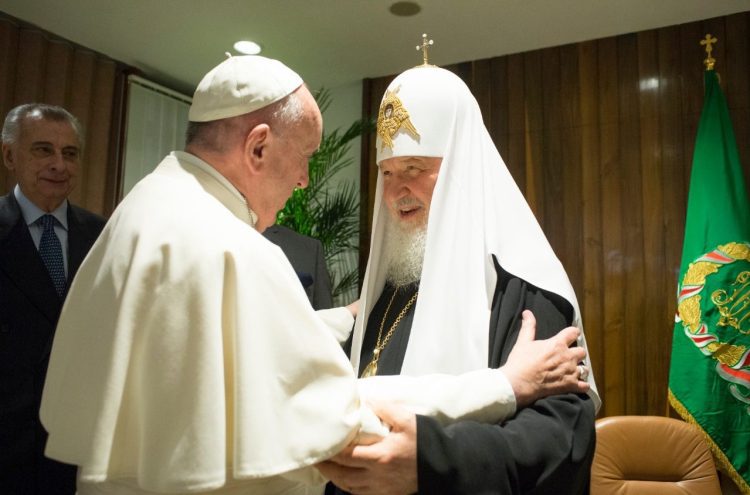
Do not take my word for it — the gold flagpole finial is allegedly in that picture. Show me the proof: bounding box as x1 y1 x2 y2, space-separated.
700 34 717 71
416 33 434 66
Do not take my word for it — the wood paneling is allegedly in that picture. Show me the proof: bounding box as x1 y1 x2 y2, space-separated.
0 13 128 216
361 11 750 417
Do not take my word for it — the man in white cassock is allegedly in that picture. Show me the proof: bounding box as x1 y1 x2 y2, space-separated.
318 65 601 495
39 55 590 495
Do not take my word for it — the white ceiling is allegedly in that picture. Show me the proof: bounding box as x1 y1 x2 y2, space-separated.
1 1 747 96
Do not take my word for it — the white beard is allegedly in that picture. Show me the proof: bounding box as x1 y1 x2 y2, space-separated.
382 214 427 286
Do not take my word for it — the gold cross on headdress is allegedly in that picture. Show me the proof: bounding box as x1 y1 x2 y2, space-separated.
700 34 717 70
416 33 434 66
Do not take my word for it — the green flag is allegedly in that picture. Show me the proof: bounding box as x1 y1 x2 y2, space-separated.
669 69 750 493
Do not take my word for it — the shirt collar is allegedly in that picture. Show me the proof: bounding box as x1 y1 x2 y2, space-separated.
14 184 69 230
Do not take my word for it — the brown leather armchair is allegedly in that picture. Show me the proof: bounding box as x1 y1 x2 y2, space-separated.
591 415 722 495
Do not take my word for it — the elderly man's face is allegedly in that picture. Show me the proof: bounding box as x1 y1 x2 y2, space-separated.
2 117 80 212
265 88 322 219
380 156 442 229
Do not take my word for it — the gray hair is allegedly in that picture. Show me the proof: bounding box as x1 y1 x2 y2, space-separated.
2 103 84 148
185 91 304 152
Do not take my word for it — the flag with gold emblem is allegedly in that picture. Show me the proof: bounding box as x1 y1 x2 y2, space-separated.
668 58 750 493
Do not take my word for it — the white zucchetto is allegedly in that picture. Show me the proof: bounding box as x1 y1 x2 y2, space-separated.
188 55 303 122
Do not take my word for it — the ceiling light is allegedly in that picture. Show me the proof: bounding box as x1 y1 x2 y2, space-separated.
233 40 262 55
389 1 421 17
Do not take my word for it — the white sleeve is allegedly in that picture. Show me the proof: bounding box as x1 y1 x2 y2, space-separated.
357 369 517 425
316 307 355 343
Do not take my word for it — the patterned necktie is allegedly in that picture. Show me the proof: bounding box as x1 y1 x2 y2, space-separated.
38 214 66 297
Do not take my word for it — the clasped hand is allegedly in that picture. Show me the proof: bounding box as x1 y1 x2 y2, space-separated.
317 401 418 495
317 309 588 494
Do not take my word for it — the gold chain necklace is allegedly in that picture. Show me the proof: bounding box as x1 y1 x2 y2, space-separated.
361 287 418 378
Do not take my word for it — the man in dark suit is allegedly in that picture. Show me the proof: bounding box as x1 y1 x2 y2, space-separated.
263 224 333 309
0 103 106 494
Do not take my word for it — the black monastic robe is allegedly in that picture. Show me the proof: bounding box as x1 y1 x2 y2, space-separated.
337 257 596 494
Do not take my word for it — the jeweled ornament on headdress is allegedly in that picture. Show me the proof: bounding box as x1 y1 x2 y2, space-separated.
377 85 420 151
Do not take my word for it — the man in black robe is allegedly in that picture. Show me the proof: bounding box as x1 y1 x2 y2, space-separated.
318 62 599 494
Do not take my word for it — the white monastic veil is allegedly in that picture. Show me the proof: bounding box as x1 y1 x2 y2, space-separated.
350 66 600 411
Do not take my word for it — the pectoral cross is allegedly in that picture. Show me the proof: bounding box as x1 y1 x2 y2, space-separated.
416 33 434 66
700 34 717 70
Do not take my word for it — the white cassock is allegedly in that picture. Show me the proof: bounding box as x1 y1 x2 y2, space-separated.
40 151 518 495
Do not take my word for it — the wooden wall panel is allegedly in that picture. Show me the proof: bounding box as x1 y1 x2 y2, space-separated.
86 62 117 214
658 25 686 314
14 30 46 104
725 14 750 195
489 57 509 157
541 46 563 249
0 19 19 192
578 39 604 417
656 26 686 416
361 11 750 418
560 44 583 295
637 29 666 415
597 35 626 417
523 50 545 218
505 53 526 193
66 50 96 207
43 41 72 105
617 33 647 414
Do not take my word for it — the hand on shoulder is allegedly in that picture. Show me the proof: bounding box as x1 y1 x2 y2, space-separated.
502 310 589 408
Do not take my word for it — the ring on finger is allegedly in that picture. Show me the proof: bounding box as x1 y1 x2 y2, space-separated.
578 364 589 381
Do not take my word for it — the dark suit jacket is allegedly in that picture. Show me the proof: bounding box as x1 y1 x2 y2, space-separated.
0 192 105 495
263 224 333 310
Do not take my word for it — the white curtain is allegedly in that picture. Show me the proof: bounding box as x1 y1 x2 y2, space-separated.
120 76 191 198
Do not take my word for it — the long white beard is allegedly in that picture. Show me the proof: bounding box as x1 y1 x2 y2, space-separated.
382 214 427 286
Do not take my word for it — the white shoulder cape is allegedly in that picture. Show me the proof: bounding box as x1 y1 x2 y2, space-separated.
40 152 517 494
41 152 369 491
